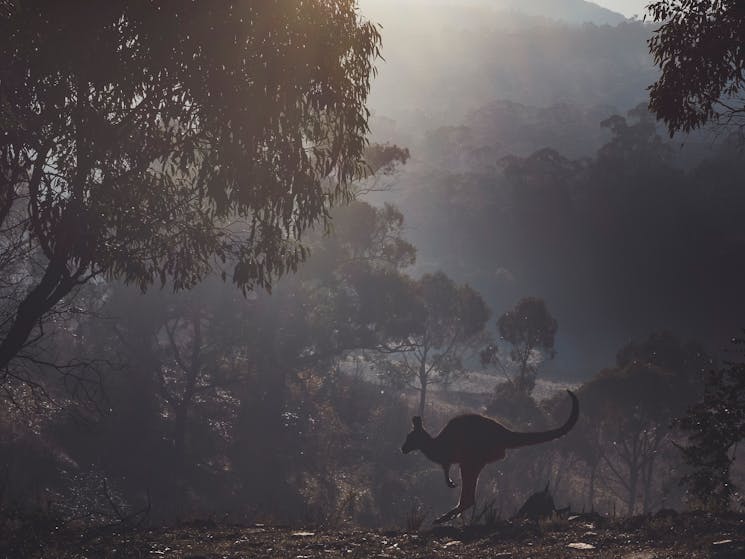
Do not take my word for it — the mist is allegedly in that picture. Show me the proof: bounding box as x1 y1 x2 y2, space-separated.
359 0 741 375
2 1 745 554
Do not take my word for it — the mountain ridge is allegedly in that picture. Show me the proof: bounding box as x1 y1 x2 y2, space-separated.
360 0 627 27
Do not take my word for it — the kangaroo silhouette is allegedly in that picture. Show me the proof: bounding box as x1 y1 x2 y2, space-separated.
401 390 579 523
515 482 570 520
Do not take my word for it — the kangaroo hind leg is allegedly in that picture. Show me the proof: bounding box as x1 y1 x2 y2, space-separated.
434 462 484 523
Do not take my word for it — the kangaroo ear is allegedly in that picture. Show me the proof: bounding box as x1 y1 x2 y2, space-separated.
412 416 422 429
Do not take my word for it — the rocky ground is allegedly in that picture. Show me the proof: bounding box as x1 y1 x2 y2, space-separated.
3 512 744 558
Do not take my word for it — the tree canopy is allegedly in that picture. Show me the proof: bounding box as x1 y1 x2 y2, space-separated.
676 340 745 511
648 1 745 135
0 1 381 375
496 297 557 395
377 271 490 418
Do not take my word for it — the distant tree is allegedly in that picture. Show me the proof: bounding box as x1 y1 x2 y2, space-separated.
377 272 490 418
616 330 712 387
563 400 606 512
230 198 419 514
597 105 672 168
501 148 581 190
354 143 411 197
53 194 416 519
138 283 248 469
580 364 676 515
310 201 416 280
499 148 581 238
494 297 557 395
578 332 709 514
485 381 546 443
0 1 381 384
676 341 745 511
363 144 411 176
648 1 745 135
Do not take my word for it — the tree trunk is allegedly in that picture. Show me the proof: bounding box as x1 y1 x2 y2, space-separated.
0 258 74 371
627 467 638 516
641 435 661 514
417 344 429 418
234 304 288 515
418 377 428 418
173 364 198 464
173 400 189 464
588 461 598 512
169 310 202 465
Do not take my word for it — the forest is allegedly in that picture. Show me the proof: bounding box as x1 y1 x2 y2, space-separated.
1 1 745 558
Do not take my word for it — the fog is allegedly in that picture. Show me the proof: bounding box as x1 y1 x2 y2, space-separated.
358 0 741 375
2 1 744 545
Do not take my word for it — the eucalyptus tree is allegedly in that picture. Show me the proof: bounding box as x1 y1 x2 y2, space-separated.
377 272 490 418
229 198 419 514
494 297 557 395
676 345 745 511
578 333 710 514
648 1 745 135
0 1 381 386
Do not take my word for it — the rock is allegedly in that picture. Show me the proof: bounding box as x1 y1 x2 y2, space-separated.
568 542 596 550
710 538 745 559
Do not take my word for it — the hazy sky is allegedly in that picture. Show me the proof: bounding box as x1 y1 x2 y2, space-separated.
594 0 650 18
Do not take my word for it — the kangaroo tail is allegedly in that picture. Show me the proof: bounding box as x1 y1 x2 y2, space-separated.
505 390 579 449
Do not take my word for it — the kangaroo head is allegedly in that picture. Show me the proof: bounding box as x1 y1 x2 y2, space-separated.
401 416 428 454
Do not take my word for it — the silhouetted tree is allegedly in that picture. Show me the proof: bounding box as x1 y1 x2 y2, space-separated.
377 272 490 418
41 197 418 521
129 282 249 470
0 1 381 384
485 379 543 427
562 401 606 512
362 144 411 176
616 330 712 386
676 340 745 511
597 105 672 168
581 365 673 515
230 198 419 516
578 332 708 514
495 297 557 395
648 1 745 135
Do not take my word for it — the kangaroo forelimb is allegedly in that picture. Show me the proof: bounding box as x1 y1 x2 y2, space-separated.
442 464 456 488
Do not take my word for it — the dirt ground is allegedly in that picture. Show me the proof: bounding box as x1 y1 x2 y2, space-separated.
3 512 744 559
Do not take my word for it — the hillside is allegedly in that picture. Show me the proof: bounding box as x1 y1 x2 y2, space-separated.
486 0 626 25
359 0 651 124
361 0 626 27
